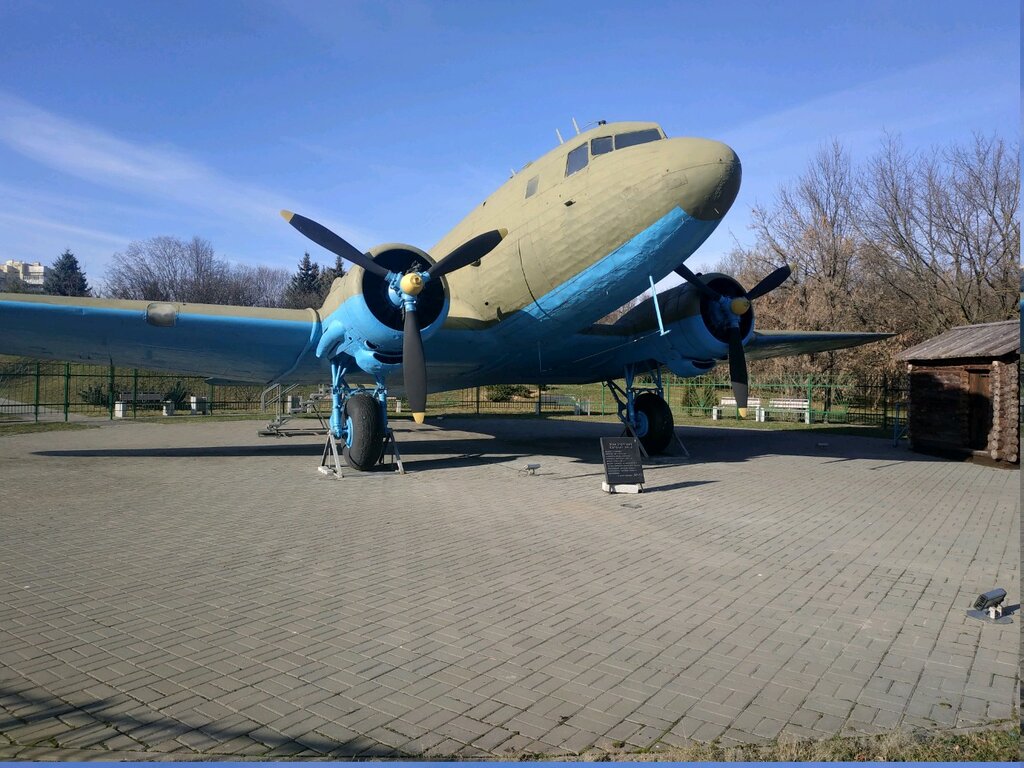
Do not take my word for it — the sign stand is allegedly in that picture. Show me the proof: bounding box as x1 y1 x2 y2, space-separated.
600 437 645 493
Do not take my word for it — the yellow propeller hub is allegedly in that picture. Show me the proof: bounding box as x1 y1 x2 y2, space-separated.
412 412 425 424
400 273 424 296
738 407 748 418
730 297 751 316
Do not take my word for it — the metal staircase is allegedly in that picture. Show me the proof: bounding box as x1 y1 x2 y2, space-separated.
258 385 331 437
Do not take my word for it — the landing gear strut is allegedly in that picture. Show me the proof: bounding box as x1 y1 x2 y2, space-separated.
606 363 688 458
320 361 405 475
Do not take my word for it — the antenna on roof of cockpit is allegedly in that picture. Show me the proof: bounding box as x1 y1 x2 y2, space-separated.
571 117 580 135
555 128 564 145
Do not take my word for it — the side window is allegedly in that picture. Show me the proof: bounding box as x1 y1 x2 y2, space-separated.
591 136 613 155
565 143 588 176
525 175 539 198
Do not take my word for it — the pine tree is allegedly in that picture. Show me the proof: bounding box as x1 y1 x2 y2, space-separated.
43 249 91 296
282 252 324 308
318 254 346 297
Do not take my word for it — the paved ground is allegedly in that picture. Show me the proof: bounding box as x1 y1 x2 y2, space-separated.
0 417 1018 759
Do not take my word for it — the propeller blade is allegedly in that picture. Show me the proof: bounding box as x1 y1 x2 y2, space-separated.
281 210 389 278
727 325 749 417
745 264 792 301
403 307 427 424
427 229 507 280
673 262 721 300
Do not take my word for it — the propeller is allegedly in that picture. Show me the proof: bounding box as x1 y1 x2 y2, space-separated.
281 211 390 278
281 210 506 424
673 262 792 417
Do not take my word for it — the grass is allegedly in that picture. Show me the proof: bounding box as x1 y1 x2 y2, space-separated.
0 422 97 437
566 725 1019 762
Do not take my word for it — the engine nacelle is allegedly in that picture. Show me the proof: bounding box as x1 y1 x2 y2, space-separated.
613 271 754 364
315 243 450 375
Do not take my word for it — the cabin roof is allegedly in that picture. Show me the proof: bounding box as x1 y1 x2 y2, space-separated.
897 319 1020 362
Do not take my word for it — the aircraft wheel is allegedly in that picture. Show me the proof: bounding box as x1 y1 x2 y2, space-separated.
342 393 386 470
634 392 674 455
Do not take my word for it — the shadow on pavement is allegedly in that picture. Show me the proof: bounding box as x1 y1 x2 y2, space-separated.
30 416 952 470
0 686 412 758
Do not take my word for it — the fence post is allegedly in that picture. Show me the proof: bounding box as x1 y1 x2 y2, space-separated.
132 369 138 419
34 361 40 423
601 383 605 416
881 375 888 429
806 375 813 422
208 381 215 415
63 362 70 422
535 384 541 416
109 362 115 420
475 386 480 415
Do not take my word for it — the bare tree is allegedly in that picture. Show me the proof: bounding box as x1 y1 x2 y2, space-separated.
104 236 289 307
723 133 1019 381
747 141 875 379
859 133 1020 342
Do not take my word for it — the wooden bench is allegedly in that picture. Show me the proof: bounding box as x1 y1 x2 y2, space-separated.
759 397 812 424
712 397 761 420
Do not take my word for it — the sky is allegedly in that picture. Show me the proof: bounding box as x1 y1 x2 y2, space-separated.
0 0 1018 289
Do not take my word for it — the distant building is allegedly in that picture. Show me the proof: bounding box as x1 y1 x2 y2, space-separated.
0 260 50 292
898 319 1019 464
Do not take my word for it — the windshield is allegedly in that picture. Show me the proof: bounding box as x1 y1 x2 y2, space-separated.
615 128 663 149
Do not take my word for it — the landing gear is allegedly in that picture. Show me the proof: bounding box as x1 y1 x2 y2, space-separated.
321 361 405 475
606 363 687 458
341 393 385 470
633 391 674 455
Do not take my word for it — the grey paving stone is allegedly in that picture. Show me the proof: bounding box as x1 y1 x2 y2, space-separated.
0 418 1016 761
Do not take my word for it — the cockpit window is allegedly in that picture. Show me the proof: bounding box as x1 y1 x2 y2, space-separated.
591 136 613 155
565 143 588 176
615 128 663 149
525 175 539 198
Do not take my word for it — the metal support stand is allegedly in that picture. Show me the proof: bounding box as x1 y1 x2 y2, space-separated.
379 428 406 474
319 432 344 478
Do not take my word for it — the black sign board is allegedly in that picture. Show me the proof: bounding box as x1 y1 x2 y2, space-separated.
600 437 645 486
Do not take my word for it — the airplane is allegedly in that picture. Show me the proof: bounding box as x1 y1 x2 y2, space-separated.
0 120 889 471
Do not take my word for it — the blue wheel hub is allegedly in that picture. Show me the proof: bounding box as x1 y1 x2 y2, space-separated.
634 410 649 437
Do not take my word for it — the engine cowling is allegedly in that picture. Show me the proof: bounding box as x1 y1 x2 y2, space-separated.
315 243 450 373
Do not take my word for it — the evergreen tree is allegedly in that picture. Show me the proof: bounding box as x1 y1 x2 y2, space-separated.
43 249 91 296
318 254 346 297
282 252 324 308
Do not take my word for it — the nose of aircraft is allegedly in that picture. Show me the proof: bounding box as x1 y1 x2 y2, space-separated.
668 138 742 221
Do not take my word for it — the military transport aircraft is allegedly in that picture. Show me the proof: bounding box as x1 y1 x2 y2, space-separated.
0 120 887 470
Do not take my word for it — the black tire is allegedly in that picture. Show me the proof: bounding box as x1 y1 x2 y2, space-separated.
342 393 386 470
634 392 674 455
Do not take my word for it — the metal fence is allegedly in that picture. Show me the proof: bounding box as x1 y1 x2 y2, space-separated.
0 360 907 429
0 361 266 421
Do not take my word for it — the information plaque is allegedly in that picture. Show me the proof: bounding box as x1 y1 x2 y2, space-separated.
600 437 645 492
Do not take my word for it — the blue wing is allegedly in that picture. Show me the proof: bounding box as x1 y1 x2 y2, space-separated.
0 294 322 383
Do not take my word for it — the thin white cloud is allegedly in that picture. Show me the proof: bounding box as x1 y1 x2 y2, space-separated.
0 211 129 248
0 92 377 248
721 44 1016 165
